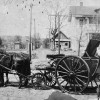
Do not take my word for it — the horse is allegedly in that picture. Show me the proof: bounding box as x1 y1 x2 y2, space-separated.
13 53 31 88
0 52 14 86
0 51 31 88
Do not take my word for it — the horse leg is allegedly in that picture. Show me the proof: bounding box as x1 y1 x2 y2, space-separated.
0 68 4 87
18 76 28 88
6 72 9 84
18 76 23 89
4 72 9 86
23 78 28 87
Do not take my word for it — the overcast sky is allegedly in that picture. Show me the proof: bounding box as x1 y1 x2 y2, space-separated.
0 0 100 38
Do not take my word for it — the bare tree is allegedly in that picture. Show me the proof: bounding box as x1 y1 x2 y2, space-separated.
43 0 71 49
44 0 70 28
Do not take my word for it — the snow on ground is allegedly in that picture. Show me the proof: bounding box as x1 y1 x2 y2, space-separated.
0 48 99 100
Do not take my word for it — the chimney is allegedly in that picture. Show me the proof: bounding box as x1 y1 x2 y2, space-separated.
80 2 83 6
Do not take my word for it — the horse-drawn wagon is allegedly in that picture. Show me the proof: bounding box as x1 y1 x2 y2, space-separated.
0 39 100 95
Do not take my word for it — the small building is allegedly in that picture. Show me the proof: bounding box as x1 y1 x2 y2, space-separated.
51 31 71 50
14 41 21 50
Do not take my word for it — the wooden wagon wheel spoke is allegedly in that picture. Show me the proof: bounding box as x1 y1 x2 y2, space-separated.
57 70 69 74
75 63 84 72
67 59 72 71
59 65 70 73
94 79 98 87
59 79 67 85
62 60 71 72
74 59 80 70
76 70 87 74
74 79 76 92
59 80 65 85
69 58 76 71
76 77 86 86
57 74 68 79
65 81 69 86
75 78 83 90
76 74 88 79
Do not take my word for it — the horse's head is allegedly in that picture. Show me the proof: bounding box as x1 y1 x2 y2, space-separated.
10 52 31 76
0 55 10 66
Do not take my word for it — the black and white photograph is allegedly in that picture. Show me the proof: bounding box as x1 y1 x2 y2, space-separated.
0 0 100 100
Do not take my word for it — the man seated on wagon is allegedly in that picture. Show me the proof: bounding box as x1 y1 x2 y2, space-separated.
96 44 100 56
83 39 100 57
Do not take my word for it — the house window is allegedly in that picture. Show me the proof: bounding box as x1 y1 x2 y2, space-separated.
56 43 58 47
79 18 87 25
65 42 68 46
89 17 96 24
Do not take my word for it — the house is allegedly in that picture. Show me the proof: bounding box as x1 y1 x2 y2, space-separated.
51 31 71 50
14 41 21 49
68 2 100 52
69 2 100 28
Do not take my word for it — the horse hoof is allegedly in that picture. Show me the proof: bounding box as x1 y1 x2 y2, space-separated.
5 81 9 84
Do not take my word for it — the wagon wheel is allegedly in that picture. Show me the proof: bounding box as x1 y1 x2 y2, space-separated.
31 73 46 89
45 71 56 87
55 55 90 94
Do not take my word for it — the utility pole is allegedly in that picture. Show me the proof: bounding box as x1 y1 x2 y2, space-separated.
49 16 51 48
58 13 61 54
16 1 41 62
34 18 36 49
29 3 33 61
54 15 57 50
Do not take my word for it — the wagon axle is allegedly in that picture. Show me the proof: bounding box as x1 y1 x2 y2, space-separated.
69 71 76 77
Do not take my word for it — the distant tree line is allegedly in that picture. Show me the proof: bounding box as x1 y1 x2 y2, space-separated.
0 35 42 50
0 35 51 50
43 38 50 48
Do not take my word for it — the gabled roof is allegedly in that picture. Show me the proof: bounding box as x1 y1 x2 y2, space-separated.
52 31 70 40
70 6 100 17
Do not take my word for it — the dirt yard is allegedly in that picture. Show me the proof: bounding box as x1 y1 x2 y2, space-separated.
0 47 99 100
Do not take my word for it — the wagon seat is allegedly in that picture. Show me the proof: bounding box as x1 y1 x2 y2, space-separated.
46 54 65 68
